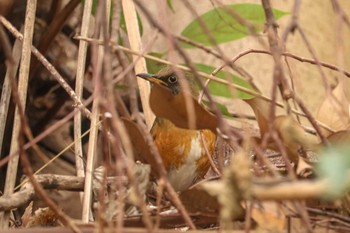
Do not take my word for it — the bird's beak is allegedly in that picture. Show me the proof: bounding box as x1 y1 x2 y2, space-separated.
136 73 166 86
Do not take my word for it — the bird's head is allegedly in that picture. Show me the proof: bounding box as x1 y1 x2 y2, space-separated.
136 66 197 96
136 66 218 132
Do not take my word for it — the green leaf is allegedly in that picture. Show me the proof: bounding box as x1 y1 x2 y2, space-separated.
317 146 350 199
145 52 166 74
194 63 254 99
202 100 231 117
167 0 175 13
114 84 128 90
181 3 287 48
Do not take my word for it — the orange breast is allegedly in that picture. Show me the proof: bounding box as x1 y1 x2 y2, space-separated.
151 118 216 191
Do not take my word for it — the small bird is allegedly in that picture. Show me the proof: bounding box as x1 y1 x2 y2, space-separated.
137 67 217 192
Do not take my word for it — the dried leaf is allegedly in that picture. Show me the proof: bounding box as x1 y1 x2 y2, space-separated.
317 82 350 136
274 116 318 164
327 130 350 145
296 157 314 177
25 207 61 227
21 201 33 227
245 97 318 164
244 97 270 136
250 201 286 231
179 187 219 214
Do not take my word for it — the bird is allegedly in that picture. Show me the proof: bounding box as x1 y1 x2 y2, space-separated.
136 66 217 192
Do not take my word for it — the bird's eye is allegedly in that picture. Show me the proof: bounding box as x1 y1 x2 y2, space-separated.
168 75 177 83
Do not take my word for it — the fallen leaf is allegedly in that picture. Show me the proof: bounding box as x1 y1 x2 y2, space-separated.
25 207 61 227
244 97 270 136
327 130 350 145
245 97 319 165
21 201 33 227
317 81 350 136
274 116 319 164
250 201 286 231
179 187 220 214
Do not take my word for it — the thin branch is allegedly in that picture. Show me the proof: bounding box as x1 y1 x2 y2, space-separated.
0 108 79 169
76 36 340 136
0 174 347 210
331 0 350 29
0 25 21 170
0 16 92 120
19 150 81 233
1 12 80 232
81 0 106 223
0 0 37 228
73 0 93 207
29 0 80 77
227 49 350 79
122 0 155 129
100 1 154 229
0 175 85 211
